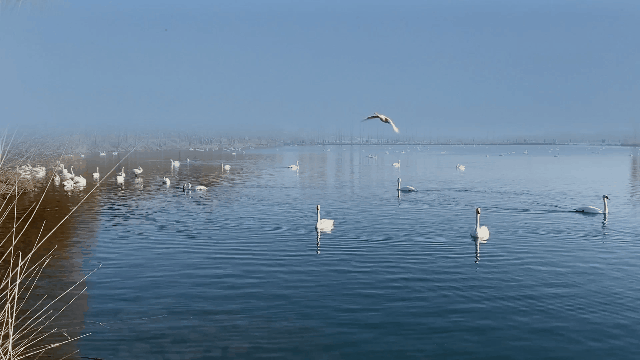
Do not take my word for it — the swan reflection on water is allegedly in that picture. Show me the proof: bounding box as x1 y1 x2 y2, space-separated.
474 238 487 263
316 230 321 254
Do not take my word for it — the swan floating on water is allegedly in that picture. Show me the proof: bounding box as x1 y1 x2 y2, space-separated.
222 163 231 171
288 161 299 170
456 164 465 171
93 167 100 180
362 112 400 133
575 195 609 214
162 177 170 185
170 159 180 167
62 179 74 191
99 151 106 156
182 183 192 191
397 178 417 192
470 208 490 240
195 185 207 191
315 205 334 232
392 160 401 168
117 167 126 178
133 166 143 176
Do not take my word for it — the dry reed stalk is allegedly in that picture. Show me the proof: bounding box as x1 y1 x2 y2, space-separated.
0 137 139 359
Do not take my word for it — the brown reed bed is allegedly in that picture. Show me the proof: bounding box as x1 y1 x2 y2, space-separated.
0 132 137 359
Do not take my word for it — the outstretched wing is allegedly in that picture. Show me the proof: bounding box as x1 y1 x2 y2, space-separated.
363 115 380 121
387 118 400 133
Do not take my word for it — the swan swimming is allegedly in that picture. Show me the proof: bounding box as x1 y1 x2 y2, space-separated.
288 161 299 170
62 179 74 191
133 166 143 176
470 208 490 240
73 174 87 187
93 167 100 180
117 167 126 178
99 151 106 156
195 185 207 191
392 160 401 168
456 164 466 171
362 112 400 133
170 159 180 167
575 195 609 214
162 177 170 185
222 163 231 171
397 178 417 192
182 183 192 192
116 173 124 183
315 205 334 232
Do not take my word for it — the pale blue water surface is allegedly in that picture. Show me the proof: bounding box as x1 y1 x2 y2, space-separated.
57 145 640 359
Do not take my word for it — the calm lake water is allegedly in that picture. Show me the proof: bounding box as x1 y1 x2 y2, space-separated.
50 145 640 359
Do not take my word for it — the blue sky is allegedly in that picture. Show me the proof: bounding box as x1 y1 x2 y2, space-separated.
1 0 638 140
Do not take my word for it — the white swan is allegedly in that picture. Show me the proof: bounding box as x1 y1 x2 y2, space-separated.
470 208 490 240
61 166 73 180
195 185 207 191
456 164 466 171
112 151 118 155
397 178 417 192
99 151 106 156
392 160 401 168
170 159 180 167
182 183 192 191
53 173 61 185
116 174 124 183
73 175 87 187
32 166 46 178
575 195 609 214
222 163 231 171
93 167 100 180
288 161 299 170
315 205 334 232
362 112 400 133
62 179 74 190
117 167 126 178
133 166 143 176
162 177 170 185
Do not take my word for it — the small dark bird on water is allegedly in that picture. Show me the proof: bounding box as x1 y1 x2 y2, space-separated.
362 112 399 133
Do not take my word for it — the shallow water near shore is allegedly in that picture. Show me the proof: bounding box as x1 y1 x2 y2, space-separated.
51 145 640 359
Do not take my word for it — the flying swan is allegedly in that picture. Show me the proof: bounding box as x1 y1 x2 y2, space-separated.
362 112 400 133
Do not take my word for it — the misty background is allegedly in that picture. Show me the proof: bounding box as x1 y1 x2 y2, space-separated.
1 0 639 142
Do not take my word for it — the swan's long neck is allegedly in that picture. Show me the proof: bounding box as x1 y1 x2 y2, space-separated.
475 212 480 231
398 178 401 190
604 198 608 214
317 208 321 222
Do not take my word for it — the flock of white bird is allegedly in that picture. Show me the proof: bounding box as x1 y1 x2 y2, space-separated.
28 112 614 243
48 155 230 192
314 112 613 241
